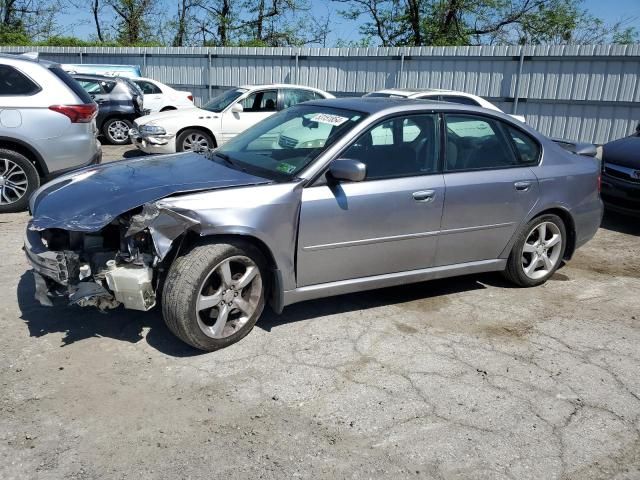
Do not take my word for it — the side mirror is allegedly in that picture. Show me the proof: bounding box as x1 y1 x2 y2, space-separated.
231 103 243 114
328 158 366 182
574 143 598 158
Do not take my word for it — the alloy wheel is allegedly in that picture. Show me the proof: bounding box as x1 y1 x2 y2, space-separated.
521 221 563 280
182 133 210 152
107 120 130 142
0 158 28 206
196 256 262 339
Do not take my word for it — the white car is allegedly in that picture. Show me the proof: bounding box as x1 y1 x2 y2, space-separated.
364 88 526 123
131 77 194 113
131 84 335 154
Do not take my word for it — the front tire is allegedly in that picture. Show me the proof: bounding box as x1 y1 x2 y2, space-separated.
162 240 267 351
503 214 567 287
0 149 40 213
103 118 133 145
176 129 214 153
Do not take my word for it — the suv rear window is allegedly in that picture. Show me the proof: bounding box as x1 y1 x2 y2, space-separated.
49 67 93 103
0 65 41 96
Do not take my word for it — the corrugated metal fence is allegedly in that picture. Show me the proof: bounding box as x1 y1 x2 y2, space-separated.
2 45 639 144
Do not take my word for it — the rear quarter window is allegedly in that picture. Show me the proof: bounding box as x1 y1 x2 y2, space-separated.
0 65 41 96
50 67 93 103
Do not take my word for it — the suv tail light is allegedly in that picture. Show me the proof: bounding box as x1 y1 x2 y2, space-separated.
187 95 194 102
597 173 602 193
49 104 97 123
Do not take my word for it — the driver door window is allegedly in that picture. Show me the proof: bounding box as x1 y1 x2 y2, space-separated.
342 114 440 180
241 90 278 112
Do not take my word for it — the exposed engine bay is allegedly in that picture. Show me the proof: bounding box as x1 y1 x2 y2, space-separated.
25 204 195 312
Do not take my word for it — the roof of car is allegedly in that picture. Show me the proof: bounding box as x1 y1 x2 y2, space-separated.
70 73 126 82
237 83 327 92
303 96 476 114
371 88 474 97
0 52 57 67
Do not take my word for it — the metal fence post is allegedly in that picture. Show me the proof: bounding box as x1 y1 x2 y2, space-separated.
295 52 299 85
513 47 525 115
79 51 83 64
208 51 212 101
397 53 405 89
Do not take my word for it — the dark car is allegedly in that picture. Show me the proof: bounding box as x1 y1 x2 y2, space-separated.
601 123 640 216
72 74 145 145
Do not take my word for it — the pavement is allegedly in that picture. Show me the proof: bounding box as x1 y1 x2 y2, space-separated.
0 144 639 479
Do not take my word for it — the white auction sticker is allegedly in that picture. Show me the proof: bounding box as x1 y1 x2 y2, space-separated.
309 113 349 126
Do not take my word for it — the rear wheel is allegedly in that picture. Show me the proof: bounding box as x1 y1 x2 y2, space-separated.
0 149 40 213
503 214 567 287
176 129 214 153
162 241 267 351
103 118 133 145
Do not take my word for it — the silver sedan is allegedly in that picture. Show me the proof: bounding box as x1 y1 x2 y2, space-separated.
25 98 603 351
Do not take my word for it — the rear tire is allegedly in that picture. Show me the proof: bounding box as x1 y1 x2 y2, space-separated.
103 118 133 145
162 240 267 351
176 129 214 153
0 149 40 213
503 214 567 287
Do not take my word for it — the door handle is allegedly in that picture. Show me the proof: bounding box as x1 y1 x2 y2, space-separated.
412 190 435 203
514 181 532 192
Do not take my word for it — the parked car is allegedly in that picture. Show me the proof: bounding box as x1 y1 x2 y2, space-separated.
130 77 194 113
0 53 100 213
130 84 335 154
72 74 145 145
600 123 640 216
62 63 142 78
364 88 526 122
25 98 602 351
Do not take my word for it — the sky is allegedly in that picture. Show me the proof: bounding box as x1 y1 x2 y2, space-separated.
60 0 640 46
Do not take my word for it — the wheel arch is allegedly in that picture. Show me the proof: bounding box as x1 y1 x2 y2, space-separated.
176 126 218 148
166 230 282 312
501 205 577 261
0 136 47 177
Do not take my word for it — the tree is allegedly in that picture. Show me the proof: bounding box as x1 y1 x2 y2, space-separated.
332 0 634 46
106 0 156 45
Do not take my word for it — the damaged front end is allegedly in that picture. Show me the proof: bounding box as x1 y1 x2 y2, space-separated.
24 203 195 312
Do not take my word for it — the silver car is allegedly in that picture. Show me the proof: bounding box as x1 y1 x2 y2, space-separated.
24 98 603 351
0 54 101 212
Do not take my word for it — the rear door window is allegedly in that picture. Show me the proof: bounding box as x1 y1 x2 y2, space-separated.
444 114 519 171
282 89 320 108
0 65 41 96
135 80 162 95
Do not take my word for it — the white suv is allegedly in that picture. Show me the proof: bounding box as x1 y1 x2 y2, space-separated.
131 84 334 154
0 53 101 212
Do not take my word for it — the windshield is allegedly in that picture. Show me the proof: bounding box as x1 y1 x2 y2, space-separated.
215 105 367 179
203 88 248 112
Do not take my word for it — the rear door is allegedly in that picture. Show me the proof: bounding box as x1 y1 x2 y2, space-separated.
436 113 541 266
297 113 444 286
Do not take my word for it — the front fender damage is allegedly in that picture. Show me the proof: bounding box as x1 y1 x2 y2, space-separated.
26 201 201 312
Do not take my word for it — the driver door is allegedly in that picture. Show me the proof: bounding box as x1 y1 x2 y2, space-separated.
219 89 278 143
296 114 445 287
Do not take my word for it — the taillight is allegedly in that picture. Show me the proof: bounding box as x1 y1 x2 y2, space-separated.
187 95 194 102
597 173 602 193
49 104 97 123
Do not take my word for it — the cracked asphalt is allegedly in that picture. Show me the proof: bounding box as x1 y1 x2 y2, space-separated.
1 145 639 479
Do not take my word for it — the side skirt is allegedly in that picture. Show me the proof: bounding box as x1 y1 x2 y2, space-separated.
282 259 507 307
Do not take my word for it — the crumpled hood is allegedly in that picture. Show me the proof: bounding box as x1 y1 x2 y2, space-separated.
603 135 640 168
30 152 270 232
